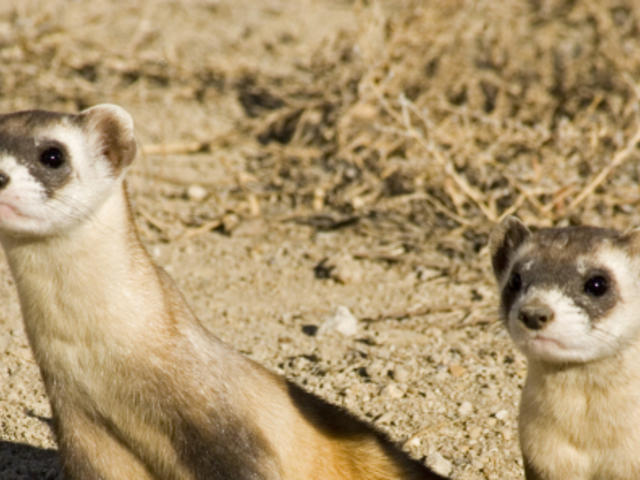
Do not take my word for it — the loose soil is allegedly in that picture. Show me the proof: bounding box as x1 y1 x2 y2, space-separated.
1 1 640 479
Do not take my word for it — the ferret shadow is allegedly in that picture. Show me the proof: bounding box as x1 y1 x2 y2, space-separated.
0 440 61 480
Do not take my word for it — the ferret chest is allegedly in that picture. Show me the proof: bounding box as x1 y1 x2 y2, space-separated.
520 362 640 477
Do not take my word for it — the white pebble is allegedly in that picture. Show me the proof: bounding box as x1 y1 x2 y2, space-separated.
405 436 421 448
458 401 473 416
376 411 395 424
318 306 358 337
392 365 410 383
427 452 453 477
495 409 509 421
186 184 208 201
381 383 404 399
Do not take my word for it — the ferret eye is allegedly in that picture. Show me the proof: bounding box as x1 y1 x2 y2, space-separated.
584 275 608 297
39 147 65 169
507 272 522 292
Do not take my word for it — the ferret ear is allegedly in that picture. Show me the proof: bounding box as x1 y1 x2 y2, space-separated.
619 227 640 256
80 104 137 173
489 216 531 281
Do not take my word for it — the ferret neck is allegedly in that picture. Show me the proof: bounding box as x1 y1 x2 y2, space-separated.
2 181 147 277
528 343 640 387
1 182 163 357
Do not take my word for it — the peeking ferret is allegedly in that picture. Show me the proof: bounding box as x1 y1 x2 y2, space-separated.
490 216 640 480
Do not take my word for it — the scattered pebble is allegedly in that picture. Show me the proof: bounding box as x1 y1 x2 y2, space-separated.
331 258 362 283
495 409 509 421
449 364 466 377
316 254 363 284
318 306 358 336
301 324 318 336
415 266 441 281
458 401 473 416
376 411 395 424
222 213 240 233
469 426 483 440
427 452 453 477
392 365 410 383
381 382 404 399
186 184 208 201
367 359 387 378
404 436 421 448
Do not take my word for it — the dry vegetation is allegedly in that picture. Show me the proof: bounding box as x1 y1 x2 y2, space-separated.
3 0 640 234
1 0 640 479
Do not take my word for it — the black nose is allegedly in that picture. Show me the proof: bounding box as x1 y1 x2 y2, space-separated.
518 303 554 330
0 171 9 190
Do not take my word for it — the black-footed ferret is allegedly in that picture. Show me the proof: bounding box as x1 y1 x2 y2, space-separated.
0 105 447 480
490 216 640 480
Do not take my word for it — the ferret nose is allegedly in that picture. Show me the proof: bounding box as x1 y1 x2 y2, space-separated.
0 171 9 190
518 303 554 330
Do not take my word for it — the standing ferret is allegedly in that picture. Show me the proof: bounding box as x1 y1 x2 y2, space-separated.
490 216 640 480
0 105 447 480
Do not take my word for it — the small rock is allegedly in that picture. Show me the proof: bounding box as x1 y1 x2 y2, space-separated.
449 364 466 377
392 365 410 383
415 266 441 281
150 245 169 264
367 359 387 378
404 436 421 448
222 213 240 233
314 254 363 284
301 325 318 336
458 401 473 416
313 258 334 279
318 306 358 336
427 452 453 477
331 256 363 284
376 411 395 424
186 184 208 201
495 409 509 421
381 383 404 399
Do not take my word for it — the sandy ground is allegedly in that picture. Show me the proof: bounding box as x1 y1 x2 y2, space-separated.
1 1 640 479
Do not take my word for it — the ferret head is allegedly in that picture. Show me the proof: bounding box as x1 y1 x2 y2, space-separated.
490 216 640 364
0 104 136 238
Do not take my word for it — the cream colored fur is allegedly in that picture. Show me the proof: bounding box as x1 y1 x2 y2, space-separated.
498 231 640 479
519 247 640 479
0 105 441 480
521 342 640 479
4 182 432 479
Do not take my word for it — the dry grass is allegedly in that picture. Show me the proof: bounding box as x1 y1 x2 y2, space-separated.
249 0 640 237
3 0 640 242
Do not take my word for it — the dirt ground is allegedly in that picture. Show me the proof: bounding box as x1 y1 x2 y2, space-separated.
1 0 640 479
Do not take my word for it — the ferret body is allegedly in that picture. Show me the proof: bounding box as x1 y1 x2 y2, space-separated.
0 105 445 480
490 216 640 480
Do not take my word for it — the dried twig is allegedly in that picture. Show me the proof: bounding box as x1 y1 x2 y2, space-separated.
363 303 458 323
142 142 210 156
566 127 640 213
136 207 172 234
372 89 497 222
176 219 223 242
497 193 525 221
